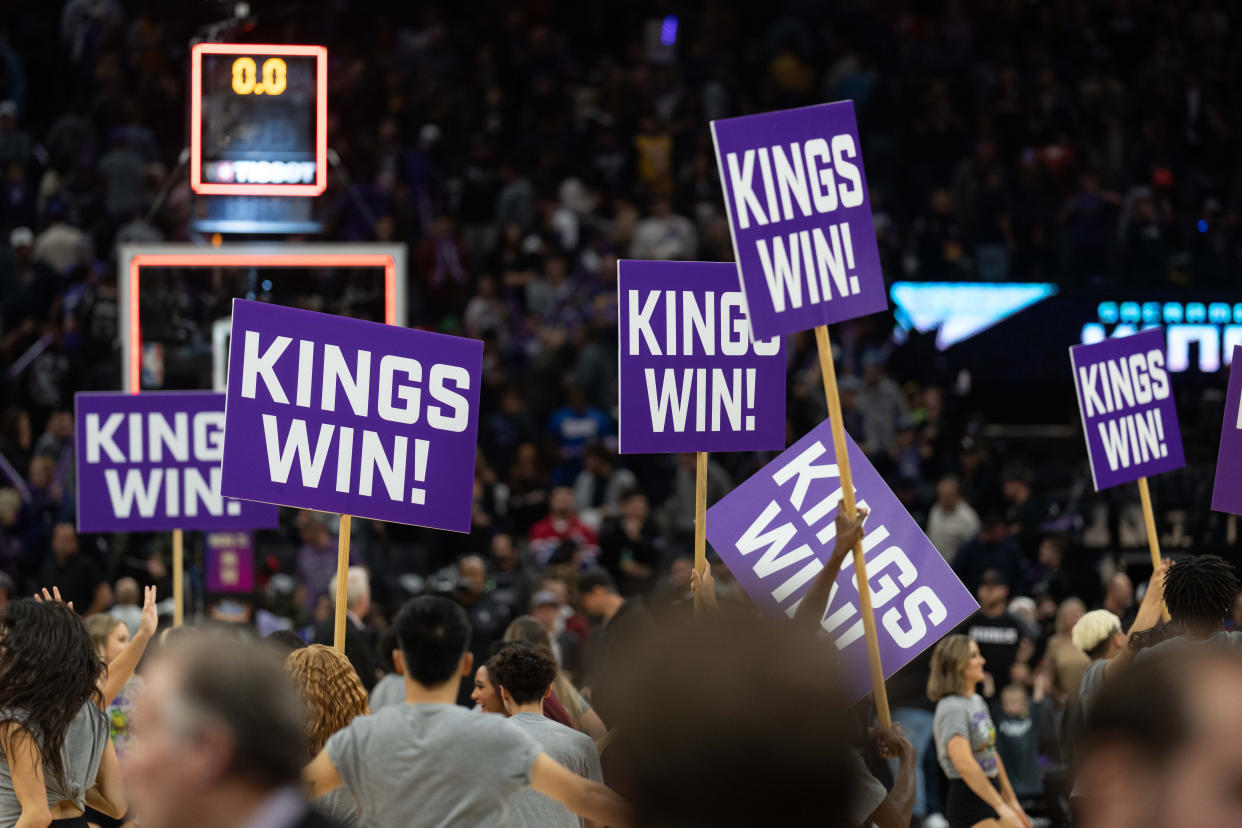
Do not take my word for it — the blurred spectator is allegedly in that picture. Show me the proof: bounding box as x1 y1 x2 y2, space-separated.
453 554 511 705
598 490 663 596
630 196 696 260
962 569 1032 699
573 443 637 528
529 486 599 569
111 575 143 636
311 565 377 691
954 512 1027 596
296 512 361 614
858 354 909 456
546 385 611 486
41 520 110 613
926 475 981 564
1040 597 1089 705
1101 571 1135 629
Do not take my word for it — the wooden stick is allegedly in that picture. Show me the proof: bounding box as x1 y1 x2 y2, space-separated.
1136 477 1171 622
694 451 709 616
173 529 184 627
333 515 353 653
813 325 892 727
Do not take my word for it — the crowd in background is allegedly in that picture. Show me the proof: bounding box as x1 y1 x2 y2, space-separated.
3 2 1242 826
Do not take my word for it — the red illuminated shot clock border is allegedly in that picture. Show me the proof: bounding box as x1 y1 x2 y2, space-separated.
118 245 408 393
190 43 328 196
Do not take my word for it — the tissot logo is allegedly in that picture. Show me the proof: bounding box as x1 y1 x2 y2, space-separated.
205 160 317 185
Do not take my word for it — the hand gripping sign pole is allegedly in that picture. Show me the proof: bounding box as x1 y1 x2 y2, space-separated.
333 515 352 653
173 529 184 627
813 325 892 727
1136 478 1171 622
694 452 709 615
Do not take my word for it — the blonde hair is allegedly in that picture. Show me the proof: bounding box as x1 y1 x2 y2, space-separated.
284 644 370 759
1071 609 1122 657
927 634 974 701
503 615 587 727
84 614 124 659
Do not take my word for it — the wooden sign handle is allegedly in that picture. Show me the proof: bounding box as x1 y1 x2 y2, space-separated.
814 325 892 728
173 529 184 627
1136 477 1171 623
333 515 353 652
694 451 708 616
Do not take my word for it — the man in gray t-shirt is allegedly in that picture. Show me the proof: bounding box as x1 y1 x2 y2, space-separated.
305 597 630 828
933 693 997 779
488 642 604 828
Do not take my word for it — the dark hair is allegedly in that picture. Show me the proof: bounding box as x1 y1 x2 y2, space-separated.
578 567 617 596
264 630 307 656
173 636 305 789
0 600 103 789
489 642 558 705
394 596 471 687
377 627 399 673
1164 554 1240 629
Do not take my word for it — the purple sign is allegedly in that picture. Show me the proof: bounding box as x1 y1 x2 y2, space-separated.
705 419 977 701
710 101 888 341
1212 344 1242 514
220 300 482 532
617 260 786 454
1070 328 1185 491
75 391 278 533
205 531 256 593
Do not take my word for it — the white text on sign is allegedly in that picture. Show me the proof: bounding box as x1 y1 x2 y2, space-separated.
1077 348 1172 471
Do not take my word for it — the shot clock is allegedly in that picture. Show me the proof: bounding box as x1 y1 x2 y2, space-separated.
189 43 327 196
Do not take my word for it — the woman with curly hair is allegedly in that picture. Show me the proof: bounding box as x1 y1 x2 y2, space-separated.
0 598 126 827
285 644 370 827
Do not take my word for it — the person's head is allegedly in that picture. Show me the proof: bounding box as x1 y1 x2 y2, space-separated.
0 599 102 788
86 613 130 663
393 596 473 690
471 664 504 713
329 566 370 617
1008 596 1037 628
977 569 1010 613
283 644 370 761
610 611 857 826
1076 648 1242 828
620 489 649 522
1039 534 1067 570
1002 467 1032 503
46 410 72 439
115 576 141 607
1000 683 1029 718
1164 554 1240 634
504 614 556 651
126 636 305 828
0 487 20 528
549 485 576 518
1056 597 1087 635
927 634 985 700
457 555 487 596
583 443 612 475
1105 571 1134 612
1072 609 1124 660
936 475 962 509
529 591 562 633
489 641 557 713
490 533 516 570
51 521 78 562
978 510 1009 543
578 568 620 618
263 629 307 657
298 512 332 547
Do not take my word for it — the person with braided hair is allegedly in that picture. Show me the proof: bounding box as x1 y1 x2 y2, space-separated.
1137 554 1242 660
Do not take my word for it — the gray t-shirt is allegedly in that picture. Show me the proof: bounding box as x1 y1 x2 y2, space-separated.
368 673 405 712
933 693 997 779
1136 630 1242 663
505 712 602 828
0 702 109 824
327 703 541 828
314 787 365 827
1077 658 1110 720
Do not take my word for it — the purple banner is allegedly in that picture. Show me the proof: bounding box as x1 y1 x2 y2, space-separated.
1212 344 1242 514
705 419 978 702
617 260 786 454
220 300 482 532
1070 328 1184 491
205 531 255 593
75 391 278 533
710 101 888 341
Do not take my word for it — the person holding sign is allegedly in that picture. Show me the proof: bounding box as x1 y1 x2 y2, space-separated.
928 635 1031 828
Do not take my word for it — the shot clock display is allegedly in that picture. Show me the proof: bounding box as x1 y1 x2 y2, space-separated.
189 43 327 196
